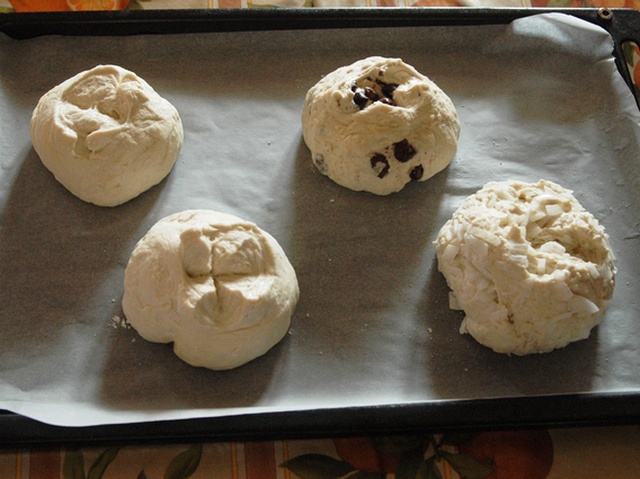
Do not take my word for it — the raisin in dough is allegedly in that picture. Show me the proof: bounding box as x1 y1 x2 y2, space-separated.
122 210 299 370
30 65 183 207
434 179 616 355
302 56 460 195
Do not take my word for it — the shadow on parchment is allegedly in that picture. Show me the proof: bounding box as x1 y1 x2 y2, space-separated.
420 256 599 401
99 325 285 411
0 148 158 394
286 135 451 399
0 149 279 412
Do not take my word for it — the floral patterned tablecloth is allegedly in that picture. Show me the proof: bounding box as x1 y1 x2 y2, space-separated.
0 1 639 478
0 426 638 478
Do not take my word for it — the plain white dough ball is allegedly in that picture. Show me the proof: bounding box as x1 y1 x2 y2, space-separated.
122 210 299 370
434 179 616 355
30 64 183 207
302 56 460 195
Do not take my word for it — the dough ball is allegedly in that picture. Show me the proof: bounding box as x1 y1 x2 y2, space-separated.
122 210 300 370
434 179 616 355
302 56 460 195
30 64 183 207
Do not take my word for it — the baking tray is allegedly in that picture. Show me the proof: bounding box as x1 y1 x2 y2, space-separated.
1 7 640 447
2 7 640 92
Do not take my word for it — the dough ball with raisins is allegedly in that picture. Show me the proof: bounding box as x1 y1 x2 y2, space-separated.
302 56 460 195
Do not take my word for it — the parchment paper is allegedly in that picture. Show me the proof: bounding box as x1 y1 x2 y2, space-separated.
1 13 639 427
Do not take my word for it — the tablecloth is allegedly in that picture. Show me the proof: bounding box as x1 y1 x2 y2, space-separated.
0 2 639 478
0 426 638 478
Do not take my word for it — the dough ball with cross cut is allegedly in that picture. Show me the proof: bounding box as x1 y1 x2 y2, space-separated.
434 179 616 355
302 56 460 195
30 64 183 207
122 210 300 370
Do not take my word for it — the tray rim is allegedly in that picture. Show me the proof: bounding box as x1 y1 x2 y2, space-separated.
2 7 639 100
0 6 638 40
1 6 639 446
0 390 639 448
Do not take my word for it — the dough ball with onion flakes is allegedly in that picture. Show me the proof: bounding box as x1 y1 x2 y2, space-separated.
434 179 616 355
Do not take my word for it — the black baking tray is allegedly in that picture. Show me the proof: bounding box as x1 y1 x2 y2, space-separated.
2 7 640 94
1 7 640 448
0 392 639 448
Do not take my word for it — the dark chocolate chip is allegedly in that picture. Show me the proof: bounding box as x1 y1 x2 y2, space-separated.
393 139 417 163
353 89 369 109
379 81 399 99
370 153 390 179
364 87 379 102
410 164 424 181
379 97 397 107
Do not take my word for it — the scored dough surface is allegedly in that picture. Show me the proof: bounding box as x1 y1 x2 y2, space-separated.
30 64 183 207
122 210 299 370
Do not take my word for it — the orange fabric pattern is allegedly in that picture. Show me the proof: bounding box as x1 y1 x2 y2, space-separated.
1 427 639 478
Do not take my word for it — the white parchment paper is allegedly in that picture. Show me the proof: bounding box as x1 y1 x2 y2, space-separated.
1 13 639 427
